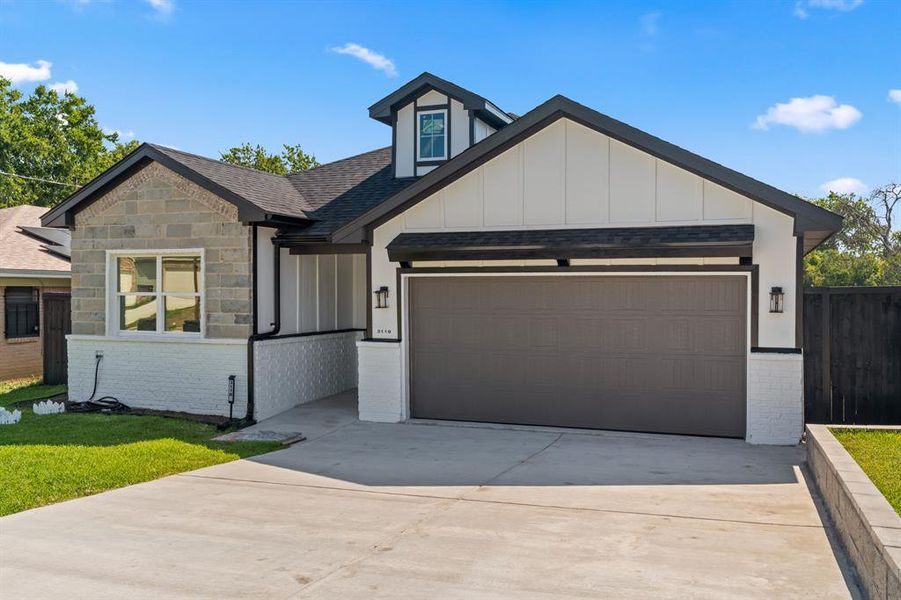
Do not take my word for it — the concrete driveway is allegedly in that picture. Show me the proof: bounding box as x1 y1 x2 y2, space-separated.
0 393 858 599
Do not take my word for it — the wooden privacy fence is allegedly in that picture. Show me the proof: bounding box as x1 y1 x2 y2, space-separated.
803 287 901 424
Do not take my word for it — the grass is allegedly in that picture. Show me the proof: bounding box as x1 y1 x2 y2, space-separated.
831 428 901 516
0 378 282 516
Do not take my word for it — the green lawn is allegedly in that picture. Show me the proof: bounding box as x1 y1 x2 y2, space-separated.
0 378 281 516
831 428 901 516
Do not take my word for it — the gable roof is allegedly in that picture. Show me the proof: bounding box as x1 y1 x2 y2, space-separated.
0 205 70 275
41 143 314 227
283 147 417 240
368 72 513 129
333 95 843 253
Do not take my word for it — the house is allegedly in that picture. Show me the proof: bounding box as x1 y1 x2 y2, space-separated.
1 205 71 383
41 73 842 444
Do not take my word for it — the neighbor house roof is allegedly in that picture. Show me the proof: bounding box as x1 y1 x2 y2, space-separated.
0 205 70 276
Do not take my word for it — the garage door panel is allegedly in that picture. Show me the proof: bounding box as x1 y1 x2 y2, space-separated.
410 275 746 437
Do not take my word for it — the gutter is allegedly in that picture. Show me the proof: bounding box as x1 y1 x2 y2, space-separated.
245 225 281 423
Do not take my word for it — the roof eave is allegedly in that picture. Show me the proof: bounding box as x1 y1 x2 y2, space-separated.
41 143 272 228
336 94 845 244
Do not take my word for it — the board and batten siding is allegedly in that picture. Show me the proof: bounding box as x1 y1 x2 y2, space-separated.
370 117 799 348
394 91 473 178
255 228 366 336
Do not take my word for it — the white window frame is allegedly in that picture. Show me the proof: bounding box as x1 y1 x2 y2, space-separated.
416 109 448 161
106 248 205 338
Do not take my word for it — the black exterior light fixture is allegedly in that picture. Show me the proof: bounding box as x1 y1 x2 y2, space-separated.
769 286 785 313
374 286 390 309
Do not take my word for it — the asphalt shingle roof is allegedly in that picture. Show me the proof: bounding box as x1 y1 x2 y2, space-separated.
285 147 416 237
386 225 755 261
0 205 70 273
148 144 312 220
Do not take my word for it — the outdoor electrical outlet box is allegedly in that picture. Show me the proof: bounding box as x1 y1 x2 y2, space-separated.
95 351 103 359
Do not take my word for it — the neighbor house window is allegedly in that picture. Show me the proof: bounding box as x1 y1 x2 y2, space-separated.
4 287 39 339
115 253 202 335
417 110 447 161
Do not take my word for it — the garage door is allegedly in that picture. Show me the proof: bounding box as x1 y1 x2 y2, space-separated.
409 275 747 438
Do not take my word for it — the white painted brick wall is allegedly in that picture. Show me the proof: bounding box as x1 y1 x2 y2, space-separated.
253 331 362 421
746 353 804 445
67 335 247 417
357 340 404 422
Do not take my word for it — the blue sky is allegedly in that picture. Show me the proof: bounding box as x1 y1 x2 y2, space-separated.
1 0 899 198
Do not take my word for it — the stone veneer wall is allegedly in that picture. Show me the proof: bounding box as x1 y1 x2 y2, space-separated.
70 161 252 339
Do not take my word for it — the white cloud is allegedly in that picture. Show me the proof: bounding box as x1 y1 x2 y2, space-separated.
330 43 397 78
49 80 78 95
640 11 662 36
794 0 863 18
753 95 861 133
145 0 174 18
0 60 52 84
820 177 868 195
889 89 901 106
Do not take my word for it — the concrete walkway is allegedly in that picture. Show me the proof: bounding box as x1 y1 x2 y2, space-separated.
0 392 859 599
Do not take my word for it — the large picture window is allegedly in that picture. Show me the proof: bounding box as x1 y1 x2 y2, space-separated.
115 253 202 335
4 287 39 339
417 109 447 161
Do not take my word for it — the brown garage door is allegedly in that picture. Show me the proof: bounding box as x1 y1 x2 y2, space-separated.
409 275 747 438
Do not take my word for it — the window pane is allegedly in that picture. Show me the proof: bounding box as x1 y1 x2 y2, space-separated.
432 133 445 157
420 136 433 159
164 295 201 332
118 257 157 293
431 114 445 134
163 256 200 293
119 295 157 332
420 114 434 134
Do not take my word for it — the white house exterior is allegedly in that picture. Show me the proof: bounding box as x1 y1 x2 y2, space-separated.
42 73 842 444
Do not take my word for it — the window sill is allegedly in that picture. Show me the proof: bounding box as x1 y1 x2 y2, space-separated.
5 336 39 344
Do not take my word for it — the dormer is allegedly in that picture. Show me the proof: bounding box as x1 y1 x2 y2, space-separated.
368 73 513 178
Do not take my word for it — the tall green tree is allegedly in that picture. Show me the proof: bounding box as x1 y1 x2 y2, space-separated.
804 184 901 286
0 77 139 208
219 143 319 175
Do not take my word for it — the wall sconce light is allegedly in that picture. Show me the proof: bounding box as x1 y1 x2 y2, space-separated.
769 286 784 313
374 286 390 309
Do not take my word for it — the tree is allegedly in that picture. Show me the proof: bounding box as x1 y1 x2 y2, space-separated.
0 77 139 208
804 184 901 286
219 143 319 175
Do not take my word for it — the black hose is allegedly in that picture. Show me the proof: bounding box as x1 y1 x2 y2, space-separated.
67 354 129 413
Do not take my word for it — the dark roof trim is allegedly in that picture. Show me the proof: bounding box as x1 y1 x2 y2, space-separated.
335 95 842 245
41 143 277 228
386 225 754 262
368 72 512 129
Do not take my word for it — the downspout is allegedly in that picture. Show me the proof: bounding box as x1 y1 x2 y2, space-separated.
245 227 281 423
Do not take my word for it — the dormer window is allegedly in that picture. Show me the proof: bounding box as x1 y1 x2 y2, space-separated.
417 110 447 161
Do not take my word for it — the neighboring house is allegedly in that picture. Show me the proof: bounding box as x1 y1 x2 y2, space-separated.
41 73 842 444
0 205 71 383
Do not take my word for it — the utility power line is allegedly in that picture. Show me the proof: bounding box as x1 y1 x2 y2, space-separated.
0 170 78 188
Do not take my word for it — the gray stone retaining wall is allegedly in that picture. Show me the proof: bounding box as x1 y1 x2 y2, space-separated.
807 424 901 599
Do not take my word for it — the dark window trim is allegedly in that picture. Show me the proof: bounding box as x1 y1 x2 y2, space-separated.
415 104 450 165
4 286 40 339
